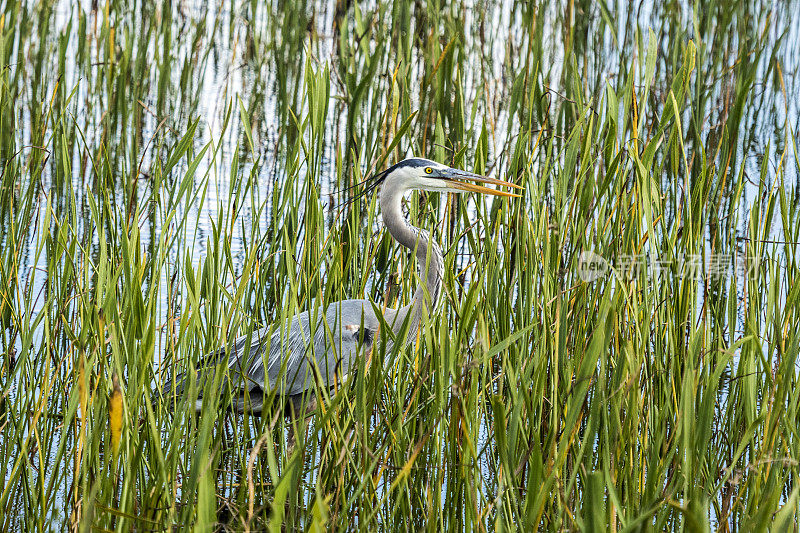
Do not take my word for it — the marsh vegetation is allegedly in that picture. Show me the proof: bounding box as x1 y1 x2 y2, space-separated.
1 0 799 530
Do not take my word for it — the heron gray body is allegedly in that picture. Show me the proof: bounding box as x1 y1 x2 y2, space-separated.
211 299 394 412
162 157 518 413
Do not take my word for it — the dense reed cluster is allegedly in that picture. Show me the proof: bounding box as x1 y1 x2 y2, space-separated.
1 0 798 530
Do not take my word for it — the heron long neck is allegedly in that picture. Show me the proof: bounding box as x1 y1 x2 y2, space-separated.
381 186 444 338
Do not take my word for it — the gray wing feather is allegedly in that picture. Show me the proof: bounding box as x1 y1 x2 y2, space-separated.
162 299 385 411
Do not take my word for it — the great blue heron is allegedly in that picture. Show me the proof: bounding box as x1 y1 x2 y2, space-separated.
161 157 521 413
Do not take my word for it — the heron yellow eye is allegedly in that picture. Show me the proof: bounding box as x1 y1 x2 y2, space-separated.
425 167 433 174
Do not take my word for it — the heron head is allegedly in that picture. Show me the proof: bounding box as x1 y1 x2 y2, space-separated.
374 157 522 197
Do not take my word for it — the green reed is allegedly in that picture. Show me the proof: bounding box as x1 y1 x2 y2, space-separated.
0 0 799 531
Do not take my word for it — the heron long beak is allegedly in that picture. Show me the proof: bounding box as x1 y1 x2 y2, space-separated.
441 169 523 197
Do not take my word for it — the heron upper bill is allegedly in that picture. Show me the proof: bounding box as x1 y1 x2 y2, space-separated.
443 172 523 197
